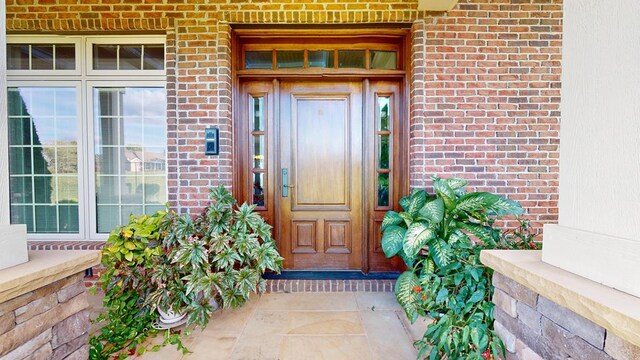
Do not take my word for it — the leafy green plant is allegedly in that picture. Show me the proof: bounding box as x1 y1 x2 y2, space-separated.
381 176 536 360
90 186 283 359
89 210 188 360
149 185 284 329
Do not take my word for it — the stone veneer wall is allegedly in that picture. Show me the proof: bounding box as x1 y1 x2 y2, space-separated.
491 272 640 360
0 272 90 360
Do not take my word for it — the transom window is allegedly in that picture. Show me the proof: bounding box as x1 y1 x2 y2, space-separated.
5 35 166 240
236 31 405 73
244 48 399 70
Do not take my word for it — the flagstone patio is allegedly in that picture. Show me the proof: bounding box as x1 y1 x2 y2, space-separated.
91 292 428 360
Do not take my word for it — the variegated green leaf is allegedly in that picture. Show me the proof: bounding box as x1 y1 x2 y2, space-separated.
398 248 416 268
403 222 436 258
381 211 403 232
486 197 523 216
456 221 493 243
406 190 428 216
381 225 407 258
418 198 444 223
399 195 412 212
433 177 457 210
399 212 414 227
395 270 421 323
455 192 499 214
428 240 451 268
445 178 468 190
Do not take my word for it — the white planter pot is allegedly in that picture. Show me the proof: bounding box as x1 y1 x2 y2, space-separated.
157 306 186 324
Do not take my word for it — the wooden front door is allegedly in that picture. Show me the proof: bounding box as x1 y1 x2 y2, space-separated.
279 81 363 269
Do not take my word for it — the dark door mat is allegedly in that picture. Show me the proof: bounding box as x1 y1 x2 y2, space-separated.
263 270 400 280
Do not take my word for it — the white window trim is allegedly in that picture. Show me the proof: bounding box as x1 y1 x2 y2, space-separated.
0 3 9 225
6 35 83 76
4 35 167 241
86 80 167 241
5 81 86 240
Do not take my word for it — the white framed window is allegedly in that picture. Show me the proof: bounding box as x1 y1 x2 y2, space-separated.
4 35 166 241
6 36 82 76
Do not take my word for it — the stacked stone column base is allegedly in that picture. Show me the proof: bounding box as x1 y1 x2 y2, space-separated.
0 272 90 360
492 272 640 360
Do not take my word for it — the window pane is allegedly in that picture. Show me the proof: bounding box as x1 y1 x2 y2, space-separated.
7 86 80 234
119 45 142 70
245 51 272 69
252 172 265 207
121 206 143 224
143 45 164 70
55 45 76 70
377 173 390 207
378 97 390 131
309 50 334 68
35 205 57 232
59 205 79 232
338 50 365 69
9 177 33 204
7 45 29 70
9 117 31 145
94 87 167 233
252 97 264 131
9 147 32 175
31 45 54 70
253 135 265 169
11 205 34 232
378 135 390 170
276 50 304 69
370 51 397 70
93 45 118 70
144 176 166 204
97 205 119 233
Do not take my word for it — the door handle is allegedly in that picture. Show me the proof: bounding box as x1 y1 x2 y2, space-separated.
282 168 289 197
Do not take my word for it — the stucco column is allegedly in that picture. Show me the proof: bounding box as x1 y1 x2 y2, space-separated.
542 0 640 298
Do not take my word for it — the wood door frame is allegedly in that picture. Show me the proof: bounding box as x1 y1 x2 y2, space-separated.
232 27 411 273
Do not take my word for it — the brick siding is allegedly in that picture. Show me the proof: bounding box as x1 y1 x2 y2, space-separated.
6 0 561 230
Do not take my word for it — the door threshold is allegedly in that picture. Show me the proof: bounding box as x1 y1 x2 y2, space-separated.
263 270 400 280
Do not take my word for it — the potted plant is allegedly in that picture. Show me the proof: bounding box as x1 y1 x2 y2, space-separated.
149 185 284 328
381 176 536 359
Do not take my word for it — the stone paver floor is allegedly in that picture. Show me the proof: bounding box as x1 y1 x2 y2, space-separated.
91 292 429 360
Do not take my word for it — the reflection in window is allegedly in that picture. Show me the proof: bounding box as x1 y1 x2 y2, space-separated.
94 87 167 233
376 96 392 208
338 50 365 68
252 172 265 207
250 96 266 208
308 50 334 68
8 87 79 233
370 51 397 70
245 51 273 70
93 44 165 71
7 44 76 70
276 51 304 69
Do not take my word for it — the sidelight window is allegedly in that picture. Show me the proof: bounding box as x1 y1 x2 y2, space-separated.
376 96 392 208
250 96 267 208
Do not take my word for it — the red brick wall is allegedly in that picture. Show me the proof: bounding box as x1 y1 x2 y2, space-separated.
6 0 561 230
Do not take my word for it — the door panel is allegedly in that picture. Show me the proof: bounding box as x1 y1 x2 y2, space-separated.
280 81 363 269
293 97 349 209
